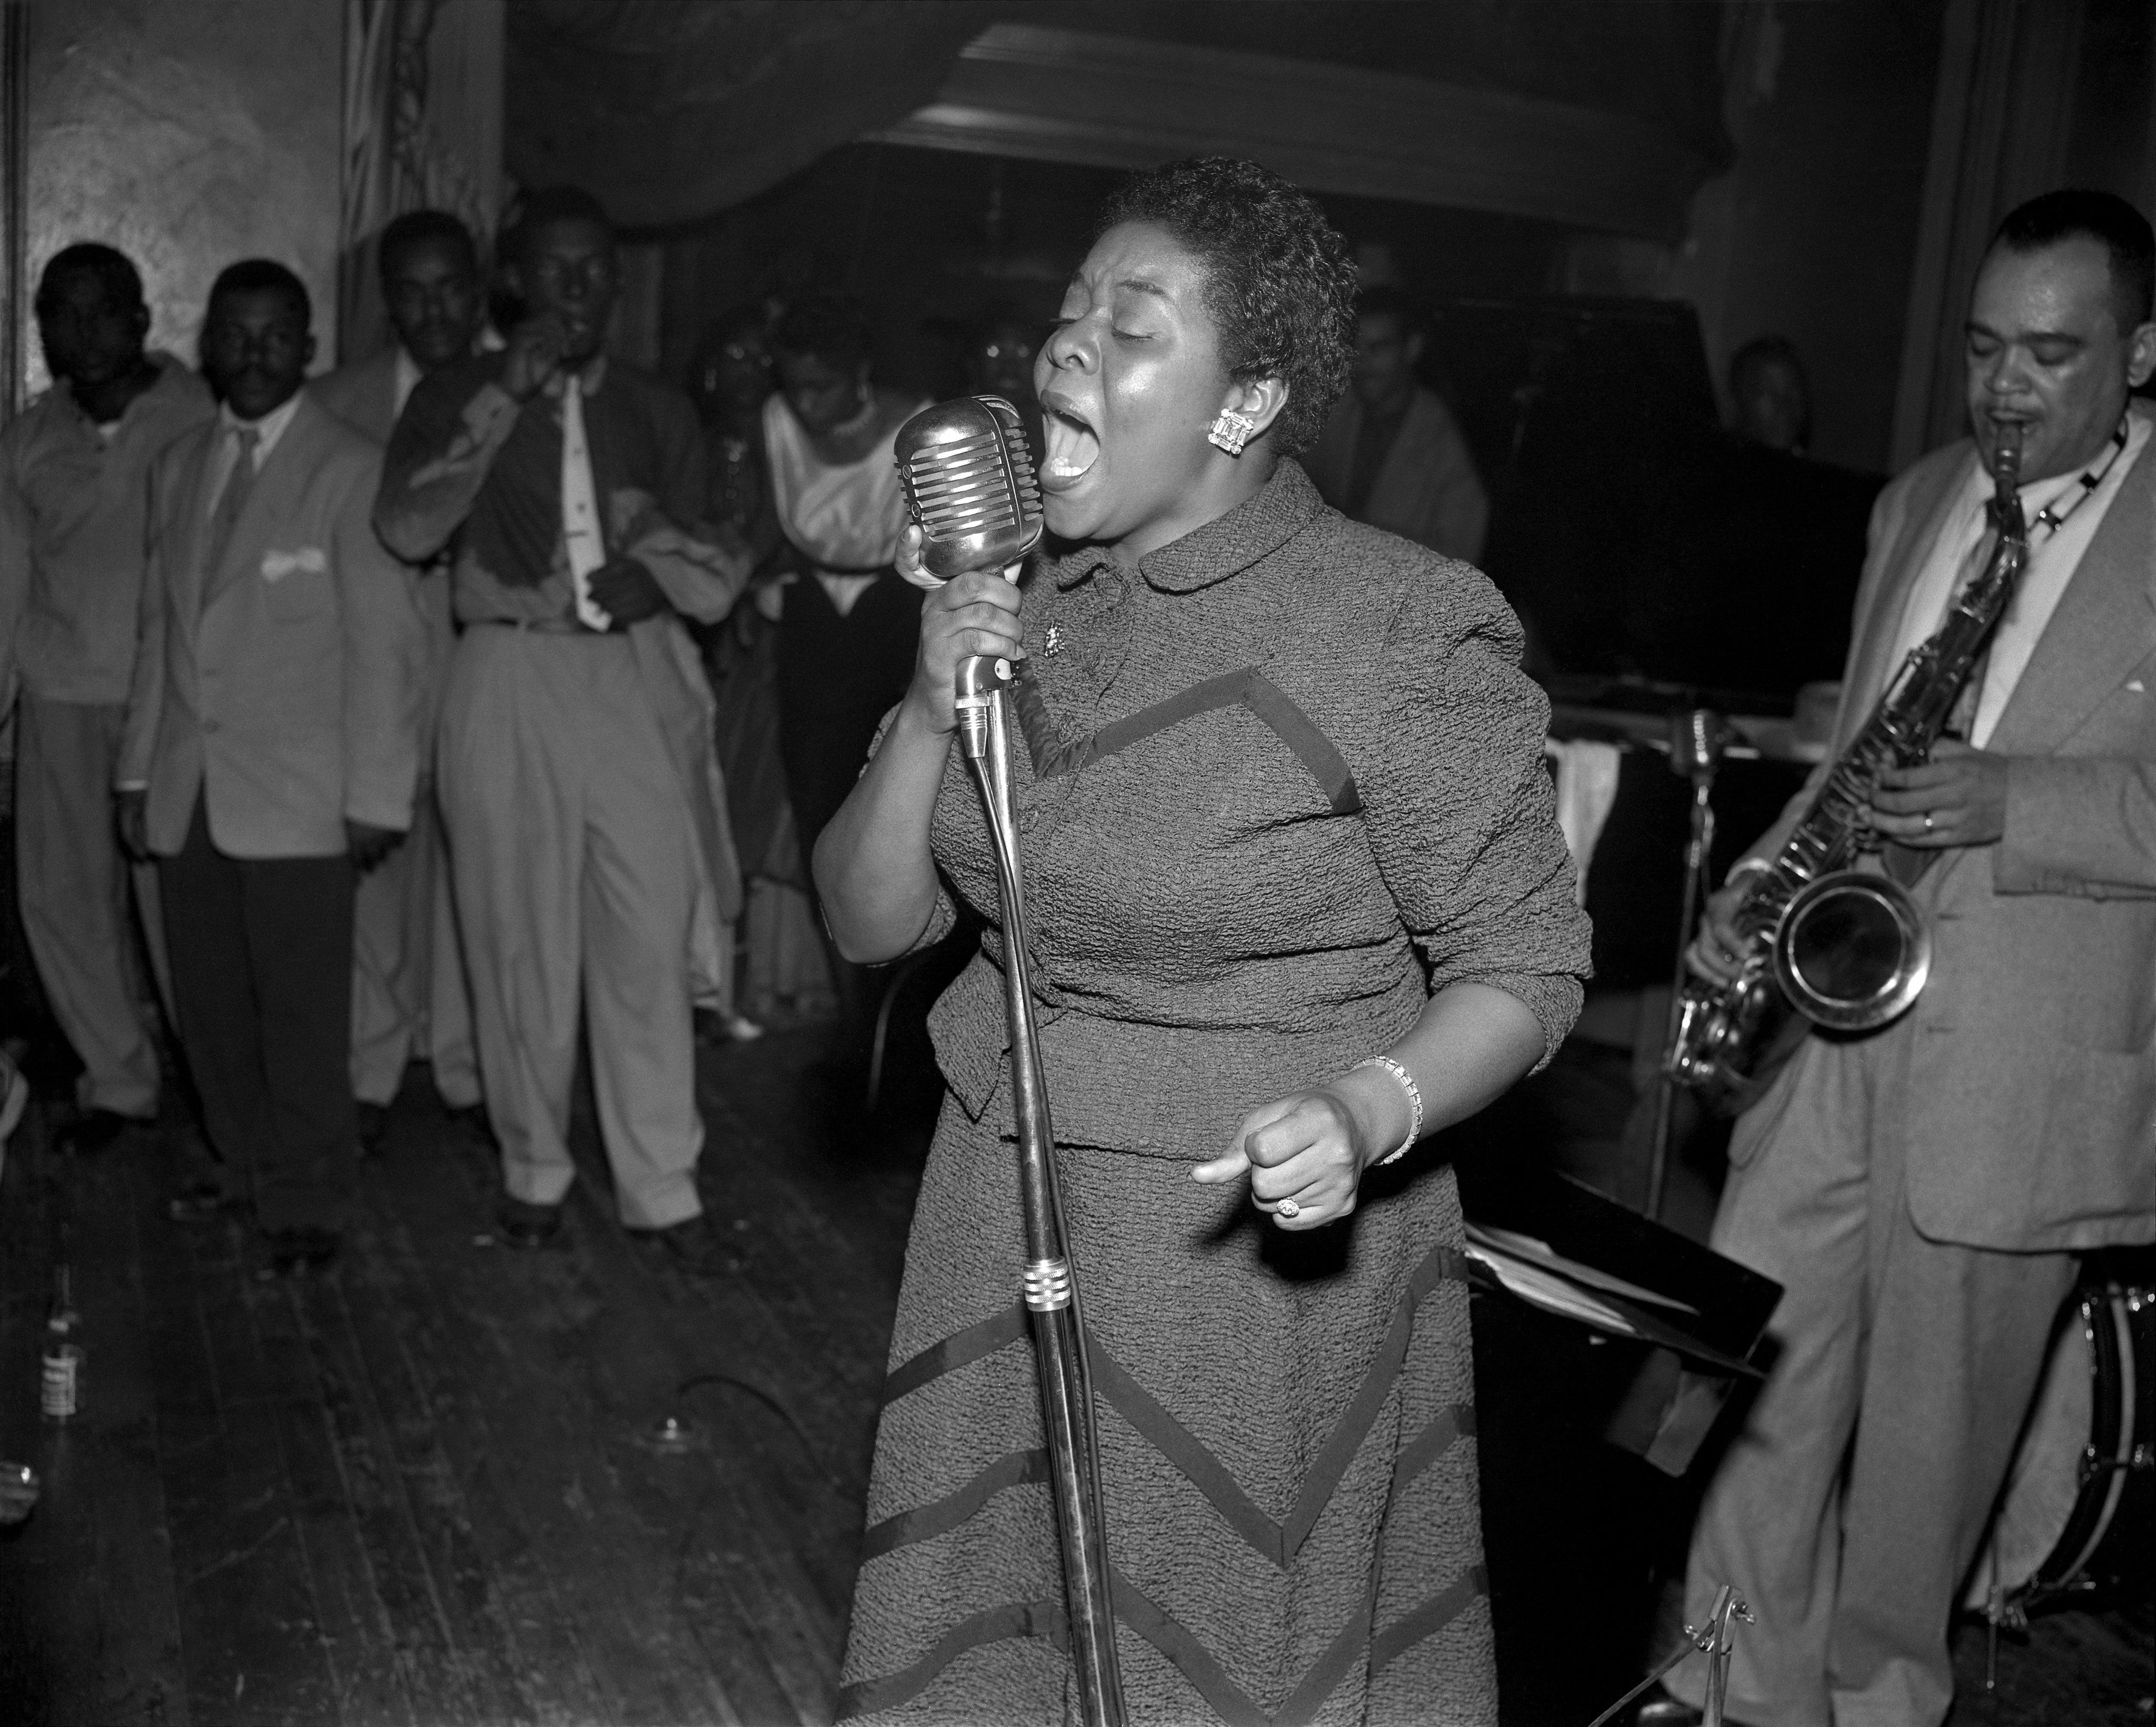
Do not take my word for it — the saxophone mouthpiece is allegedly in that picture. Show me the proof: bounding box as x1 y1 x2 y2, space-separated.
1987 418 2024 490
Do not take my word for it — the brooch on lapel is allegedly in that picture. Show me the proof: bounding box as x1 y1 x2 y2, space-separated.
1044 626 1064 658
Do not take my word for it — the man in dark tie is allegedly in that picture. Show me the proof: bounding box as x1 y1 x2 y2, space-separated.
119 260 426 1275
375 188 746 1273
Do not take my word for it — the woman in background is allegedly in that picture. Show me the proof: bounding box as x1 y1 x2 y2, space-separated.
688 305 784 559
686 305 791 1037
765 294 929 1056
817 158 1589 1724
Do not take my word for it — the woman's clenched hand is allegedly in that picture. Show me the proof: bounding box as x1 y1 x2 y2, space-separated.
1194 1070 1405 1230
902 558 1025 735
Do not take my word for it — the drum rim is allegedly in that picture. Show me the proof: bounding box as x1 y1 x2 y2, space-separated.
2026 1284 2145 1603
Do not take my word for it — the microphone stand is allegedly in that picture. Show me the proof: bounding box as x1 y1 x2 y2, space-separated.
955 653 1127 1727
1647 708 1731 1221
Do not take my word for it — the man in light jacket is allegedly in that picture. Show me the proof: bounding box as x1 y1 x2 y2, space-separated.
1670 189 2156 1727
120 260 426 1277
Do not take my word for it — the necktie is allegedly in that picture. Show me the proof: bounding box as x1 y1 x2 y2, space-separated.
204 425 261 578
1883 502 2002 887
559 374 612 631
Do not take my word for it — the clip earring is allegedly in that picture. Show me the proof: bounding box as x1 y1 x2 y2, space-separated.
1207 410 1256 456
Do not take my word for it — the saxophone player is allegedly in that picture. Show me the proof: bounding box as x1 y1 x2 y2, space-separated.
1664 189 2156 1727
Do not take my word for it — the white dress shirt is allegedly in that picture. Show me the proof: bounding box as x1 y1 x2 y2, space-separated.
1886 414 2150 746
204 389 306 520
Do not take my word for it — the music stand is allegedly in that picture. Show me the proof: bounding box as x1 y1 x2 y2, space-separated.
1459 1159 1781 1474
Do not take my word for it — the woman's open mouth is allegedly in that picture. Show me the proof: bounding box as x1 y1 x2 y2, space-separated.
1039 403 1100 491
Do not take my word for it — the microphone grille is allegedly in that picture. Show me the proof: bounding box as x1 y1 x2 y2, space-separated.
894 395 1044 578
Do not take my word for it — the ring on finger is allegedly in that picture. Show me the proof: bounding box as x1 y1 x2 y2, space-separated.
1275 1197 1301 1220
1922 812 1935 833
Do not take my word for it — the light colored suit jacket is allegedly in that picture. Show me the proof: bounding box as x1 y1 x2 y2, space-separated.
1306 386 1490 563
120 392 427 859
1742 402 2156 1251
310 348 456 750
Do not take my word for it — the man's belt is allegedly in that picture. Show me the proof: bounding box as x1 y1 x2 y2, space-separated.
466 616 605 636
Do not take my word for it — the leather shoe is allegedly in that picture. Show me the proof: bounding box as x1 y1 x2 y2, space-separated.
57 1108 152 1157
167 1178 239 1224
495 1196 564 1249
259 1226 340 1279
629 1213 736 1277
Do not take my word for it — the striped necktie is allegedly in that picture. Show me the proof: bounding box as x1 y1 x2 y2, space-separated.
204 424 261 577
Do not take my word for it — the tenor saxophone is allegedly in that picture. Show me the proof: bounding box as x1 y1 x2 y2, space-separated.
1665 421 2031 1113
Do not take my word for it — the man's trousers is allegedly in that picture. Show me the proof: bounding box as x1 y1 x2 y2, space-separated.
15 695 165 1117
350 785 480 1109
437 626 704 1231
1672 1022 2079 1727
159 797 356 1235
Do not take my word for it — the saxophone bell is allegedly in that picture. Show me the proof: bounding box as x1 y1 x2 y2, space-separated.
1771 871 1932 1031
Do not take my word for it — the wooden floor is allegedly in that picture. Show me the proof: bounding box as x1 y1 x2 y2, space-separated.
0 1026 928 1727
0 1024 2147 1726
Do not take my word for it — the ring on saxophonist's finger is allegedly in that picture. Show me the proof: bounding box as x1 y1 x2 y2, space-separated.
1923 812 1935 833
1275 1197 1301 1220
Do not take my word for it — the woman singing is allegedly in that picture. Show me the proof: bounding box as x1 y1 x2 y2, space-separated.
817 159 1589 1725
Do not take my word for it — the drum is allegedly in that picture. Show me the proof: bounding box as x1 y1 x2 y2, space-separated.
1965 1270 2153 1625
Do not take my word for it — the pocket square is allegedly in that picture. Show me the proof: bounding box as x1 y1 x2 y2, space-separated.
2129 679 2146 694
262 546 329 582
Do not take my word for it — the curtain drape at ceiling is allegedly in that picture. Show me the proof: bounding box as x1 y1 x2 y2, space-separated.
342 0 505 360
505 0 998 232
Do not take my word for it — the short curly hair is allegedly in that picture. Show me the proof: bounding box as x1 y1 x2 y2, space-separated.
1096 158 1356 457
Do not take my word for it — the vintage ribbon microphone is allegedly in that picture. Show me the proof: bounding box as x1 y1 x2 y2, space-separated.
893 397 1128 1727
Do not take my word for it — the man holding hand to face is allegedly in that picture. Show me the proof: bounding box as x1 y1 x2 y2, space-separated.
375 186 747 1273
120 260 426 1276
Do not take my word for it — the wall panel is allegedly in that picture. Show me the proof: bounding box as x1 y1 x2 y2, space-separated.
17 0 343 398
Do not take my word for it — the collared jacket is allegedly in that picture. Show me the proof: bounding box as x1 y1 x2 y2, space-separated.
0 354 215 705
1305 386 1490 564
120 392 428 858
1738 403 2156 1251
907 458 1588 1158
371 352 749 985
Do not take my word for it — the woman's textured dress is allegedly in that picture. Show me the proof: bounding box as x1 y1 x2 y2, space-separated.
840 462 1589 1726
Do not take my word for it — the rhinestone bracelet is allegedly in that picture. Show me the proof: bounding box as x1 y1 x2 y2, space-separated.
1354 1055 1423 1166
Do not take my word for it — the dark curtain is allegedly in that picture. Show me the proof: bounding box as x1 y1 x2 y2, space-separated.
505 0 1730 236
505 0 998 231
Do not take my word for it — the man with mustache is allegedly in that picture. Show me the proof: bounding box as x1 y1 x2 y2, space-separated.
1662 189 2156 1726
313 209 487 1150
0 244 213 1153
374 186 747 1275
119 260 427 1277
